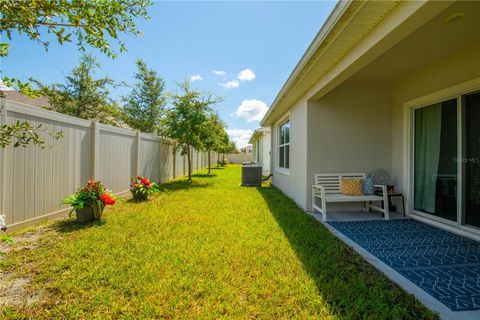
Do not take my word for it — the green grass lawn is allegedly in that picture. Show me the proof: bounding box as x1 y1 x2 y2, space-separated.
1 165 437 319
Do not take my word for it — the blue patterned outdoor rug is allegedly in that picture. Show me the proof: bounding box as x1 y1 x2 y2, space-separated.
327 219 480 311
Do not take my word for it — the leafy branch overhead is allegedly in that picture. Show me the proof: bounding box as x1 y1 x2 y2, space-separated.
1 76 42 97
0 120 63 149
0 0 152 58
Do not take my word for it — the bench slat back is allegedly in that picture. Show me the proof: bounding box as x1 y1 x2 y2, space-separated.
314 173 366 194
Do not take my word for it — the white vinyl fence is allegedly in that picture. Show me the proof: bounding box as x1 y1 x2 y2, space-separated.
0 98 214 230
225 153 253 164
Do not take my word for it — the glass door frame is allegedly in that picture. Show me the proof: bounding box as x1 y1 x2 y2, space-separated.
460 90 480 232
405 77 480 234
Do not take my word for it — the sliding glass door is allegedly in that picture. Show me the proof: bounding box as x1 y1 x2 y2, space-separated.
464 92 480 228
413 90 480 230
414 99 458 222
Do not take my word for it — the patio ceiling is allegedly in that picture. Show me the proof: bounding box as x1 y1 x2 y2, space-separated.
350 0 480 84
261 0 457 126
261 0 401 126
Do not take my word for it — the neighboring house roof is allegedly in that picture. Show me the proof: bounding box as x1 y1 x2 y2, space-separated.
261 0 405 126
2 91 51 109
248 127 270 144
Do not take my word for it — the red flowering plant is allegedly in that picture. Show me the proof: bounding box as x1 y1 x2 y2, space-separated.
130 176 159 200
61 180 116 221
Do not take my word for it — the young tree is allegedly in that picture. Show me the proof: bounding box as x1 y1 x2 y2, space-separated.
34 54 121 126
222 139 237 164
122 60 166 133
163 81 222 181
0 0 151 148
200 113 225 175
215 132 235 166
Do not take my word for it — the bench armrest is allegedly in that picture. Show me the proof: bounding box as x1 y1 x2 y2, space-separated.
312 184 326 197
373 184 390 219
374 184 388 195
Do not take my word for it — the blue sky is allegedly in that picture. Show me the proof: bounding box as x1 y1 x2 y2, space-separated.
0 1 337 147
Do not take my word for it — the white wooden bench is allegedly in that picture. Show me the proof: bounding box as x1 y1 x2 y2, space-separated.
312 173 389 221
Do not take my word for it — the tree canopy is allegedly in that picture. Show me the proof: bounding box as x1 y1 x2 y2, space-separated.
34 54 121 126
214 131 235 166
200 112 226 174
0 0 152 58
163 81 223 180
122 60 166 133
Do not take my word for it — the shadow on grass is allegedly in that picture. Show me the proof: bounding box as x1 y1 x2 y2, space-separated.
157 178 212 192
51 218 106 234
191 173 217 178
126 198 151 204
255 184 437 320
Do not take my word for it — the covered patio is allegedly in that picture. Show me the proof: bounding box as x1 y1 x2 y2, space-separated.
305 0 480 230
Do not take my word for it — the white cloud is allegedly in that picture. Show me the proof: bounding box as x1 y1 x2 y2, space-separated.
219 80 240 89
212 70 226 76
190 74 203 82
234 99 268 122
237 68 256 81
227 129 253 149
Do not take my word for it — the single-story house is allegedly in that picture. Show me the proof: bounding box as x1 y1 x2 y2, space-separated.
239 145 253 155
248 127 271 175
261 0 480 238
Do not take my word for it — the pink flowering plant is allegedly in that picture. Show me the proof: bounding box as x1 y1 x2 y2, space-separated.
130 176 159 200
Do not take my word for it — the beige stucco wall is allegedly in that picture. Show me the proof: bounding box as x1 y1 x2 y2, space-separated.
305 81 392 211
252 132 271 175
271 98 308 210
270 41 480 213
391 40 480 198
261 132 271 175
268 2 480 214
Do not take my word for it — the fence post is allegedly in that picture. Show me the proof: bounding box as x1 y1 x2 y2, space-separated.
91 120 100 180
135 131 141 176
0 98 6 228
172 141 176 179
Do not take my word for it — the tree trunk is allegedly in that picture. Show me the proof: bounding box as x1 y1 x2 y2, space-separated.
222 153 225 164
207 150 211 175
187 145 192 181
